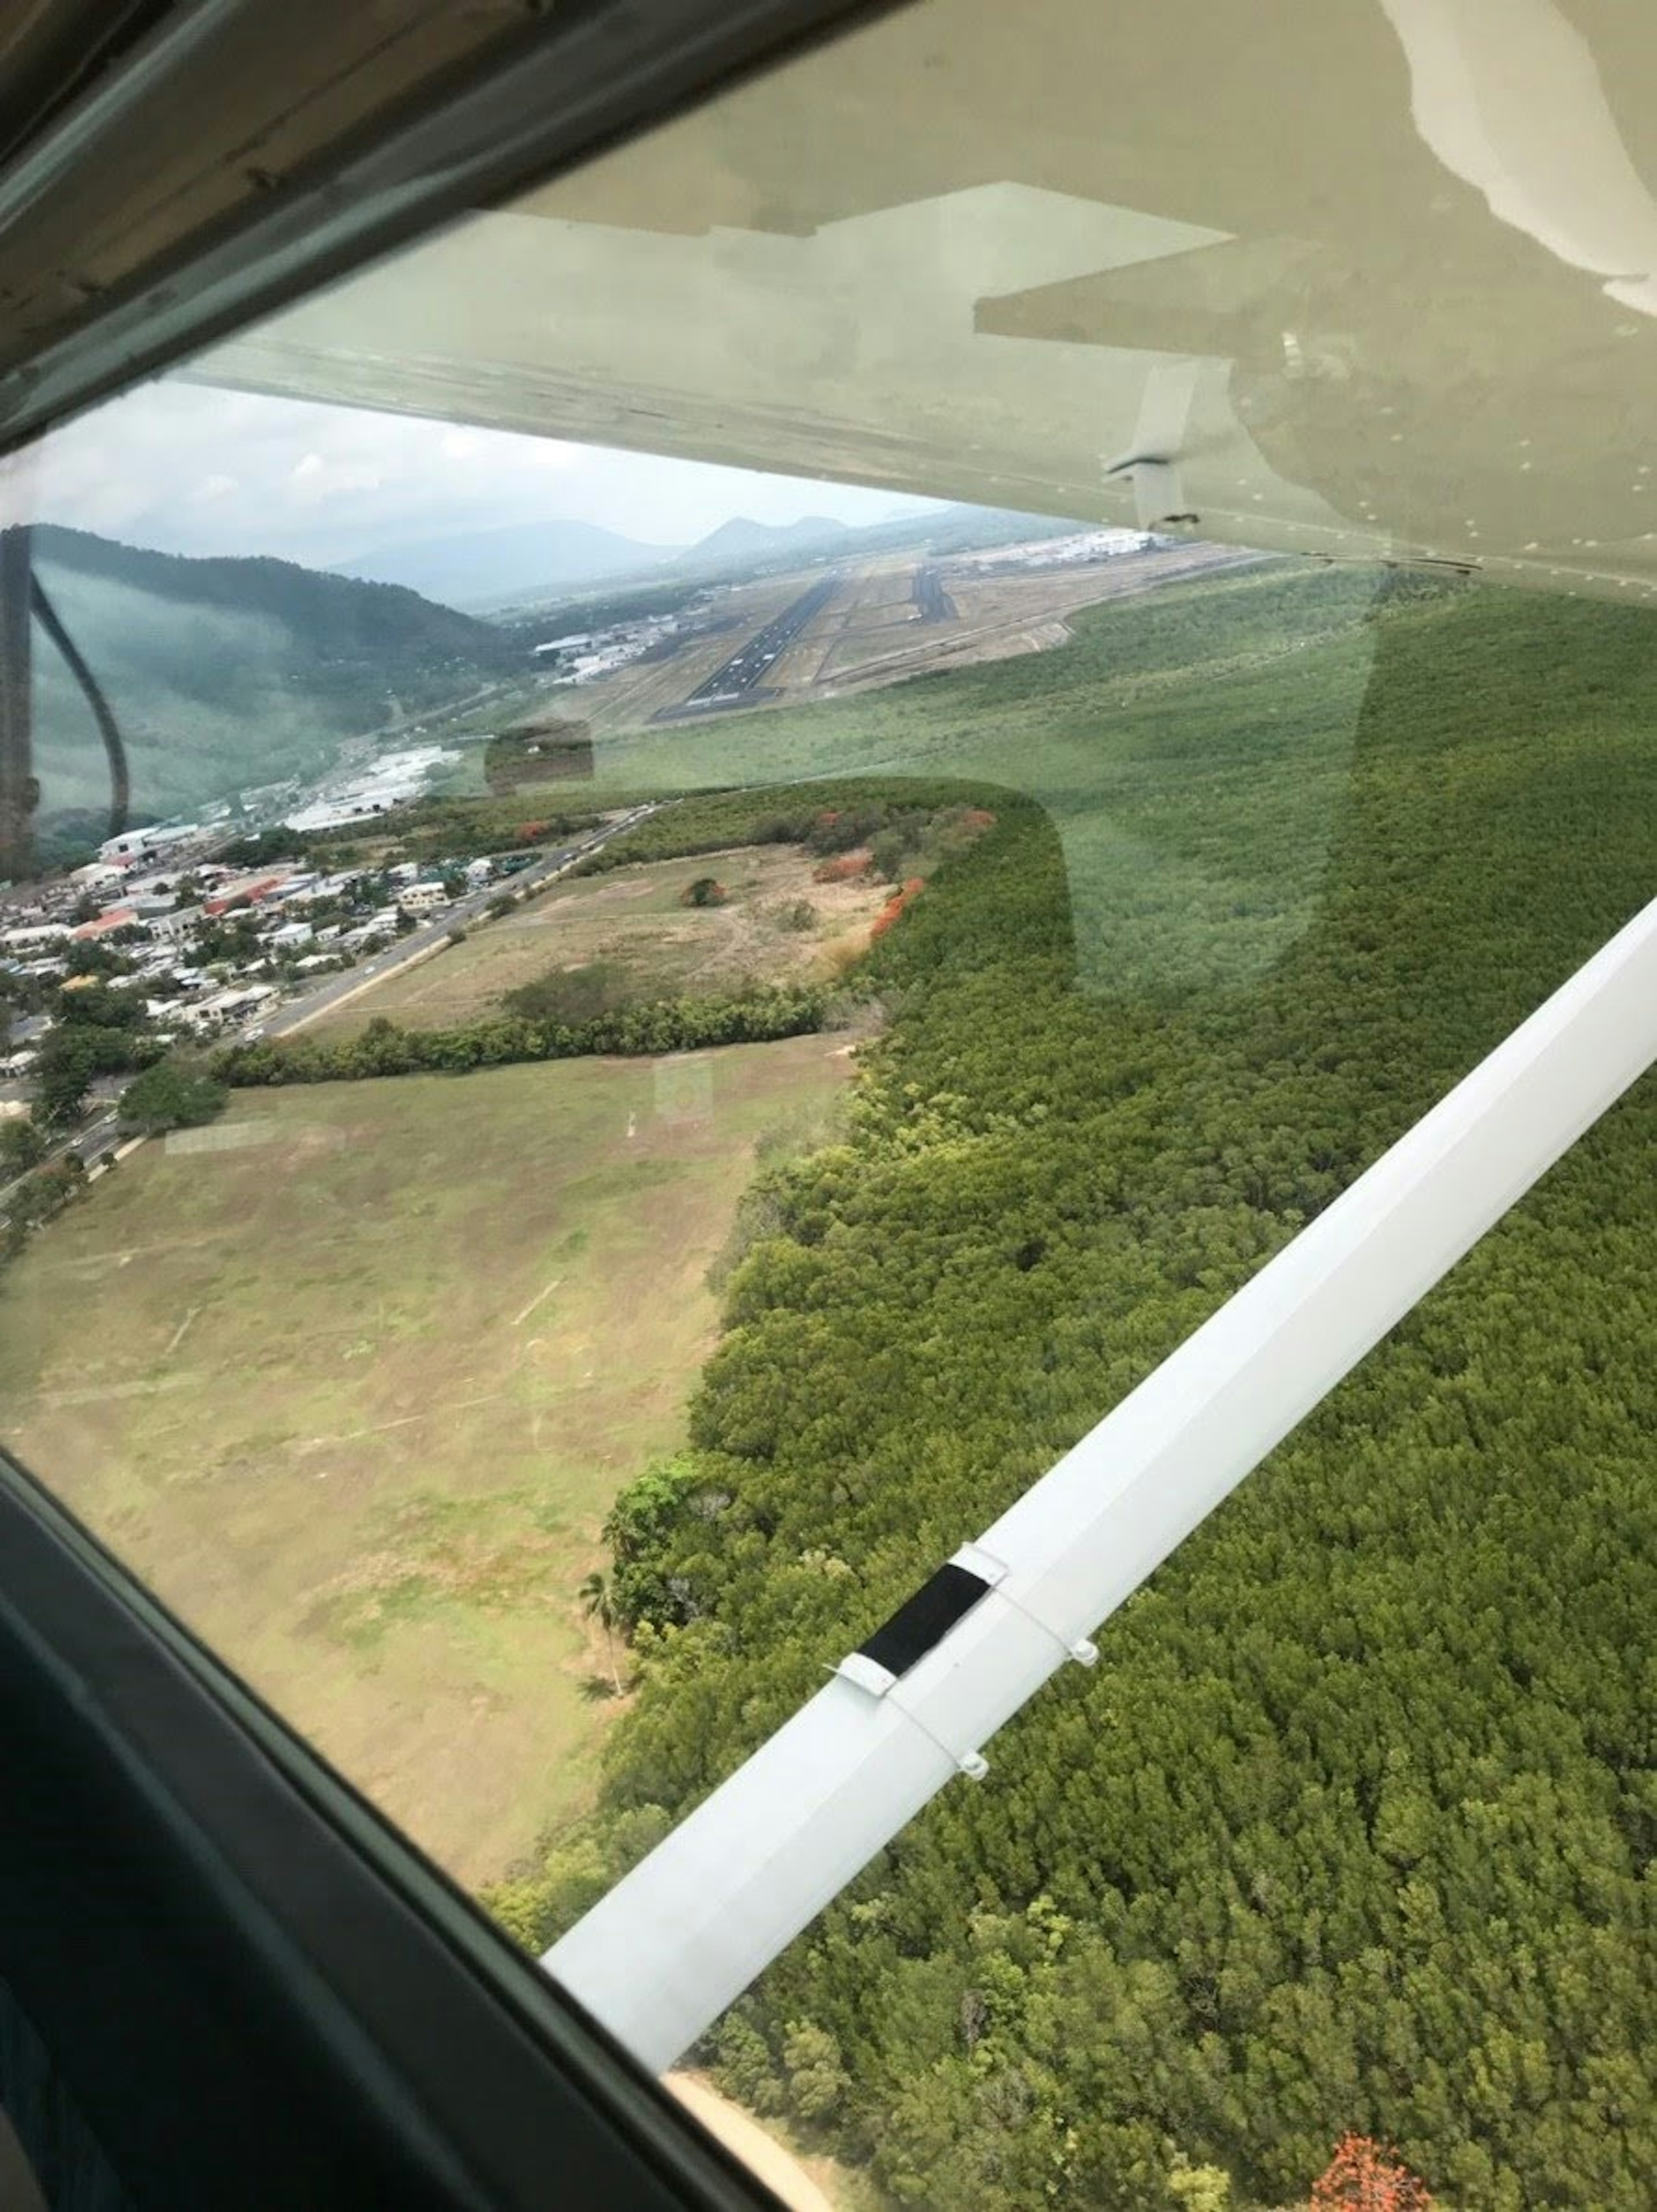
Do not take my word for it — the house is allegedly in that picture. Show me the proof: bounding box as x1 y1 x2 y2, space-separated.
203 871 293 917
148 904 204 942
180 983 277 1035
397 883 449 915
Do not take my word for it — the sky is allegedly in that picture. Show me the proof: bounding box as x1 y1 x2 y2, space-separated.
0 379 937 569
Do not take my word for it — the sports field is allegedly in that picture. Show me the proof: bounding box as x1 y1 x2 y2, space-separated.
0 1037 854 1886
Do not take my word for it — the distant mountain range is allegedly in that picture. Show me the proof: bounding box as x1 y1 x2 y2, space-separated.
333 517 679 609
333 510 871 610
687 514 851 567
29 526 517 848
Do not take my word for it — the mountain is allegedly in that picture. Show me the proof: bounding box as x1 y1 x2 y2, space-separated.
683 514 852 569
29 526 519 838
332 518 679 608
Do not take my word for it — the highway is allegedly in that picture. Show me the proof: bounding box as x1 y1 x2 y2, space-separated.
0 1098 123 1206
658 571 844 718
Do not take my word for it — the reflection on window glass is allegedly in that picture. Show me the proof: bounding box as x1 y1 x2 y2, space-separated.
1 40 1653 2212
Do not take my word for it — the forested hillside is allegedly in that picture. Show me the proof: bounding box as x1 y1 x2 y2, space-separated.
499 572 1655 2209
30 525 519 832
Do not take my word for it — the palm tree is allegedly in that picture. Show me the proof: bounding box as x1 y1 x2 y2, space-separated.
578 1569 623 1695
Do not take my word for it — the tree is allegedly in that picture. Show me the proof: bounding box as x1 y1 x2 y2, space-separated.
65 939 130 979
0 1114 46 1173
1310 2137 1433 2211
57 979 143 1028
33 1027 102 1125
117 1058 228 1137
713 2014 785 2117
781 2020 849 2121
1167 2156 1231 2212
220 829 308 867
681 876 728 908
2 1156 82 1254
578 1570 624 1694
869 828 909 881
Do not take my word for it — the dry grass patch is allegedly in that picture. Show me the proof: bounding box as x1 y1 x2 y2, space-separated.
308 844 888 1040
0 1037 854 1887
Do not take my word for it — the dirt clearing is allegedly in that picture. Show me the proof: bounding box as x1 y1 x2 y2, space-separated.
308 844 889 1040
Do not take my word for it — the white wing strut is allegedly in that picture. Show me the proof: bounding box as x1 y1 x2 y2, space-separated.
547 891 1657 2071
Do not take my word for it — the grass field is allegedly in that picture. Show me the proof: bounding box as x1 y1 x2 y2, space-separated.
0 1038 854 1886
308 845 887 1040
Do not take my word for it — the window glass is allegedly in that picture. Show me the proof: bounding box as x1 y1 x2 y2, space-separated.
2 5 1653 2206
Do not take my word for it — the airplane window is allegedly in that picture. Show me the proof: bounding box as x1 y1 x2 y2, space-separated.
1 3 1653 2208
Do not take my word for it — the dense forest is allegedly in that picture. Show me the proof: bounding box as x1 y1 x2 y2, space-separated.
494 568 1655 2209
29 525 520 831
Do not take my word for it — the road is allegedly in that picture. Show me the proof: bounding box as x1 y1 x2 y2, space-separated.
0 1100 124 1209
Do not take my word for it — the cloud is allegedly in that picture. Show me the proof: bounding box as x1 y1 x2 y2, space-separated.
1 379 937 567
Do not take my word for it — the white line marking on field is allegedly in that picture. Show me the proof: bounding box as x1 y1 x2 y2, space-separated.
38 1372 204 1408
513 1276 563 1327
295 1393 503 1451
164 1305 202 1357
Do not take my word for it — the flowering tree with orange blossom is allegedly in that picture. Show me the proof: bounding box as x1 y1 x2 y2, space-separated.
1311 2135 1433 2211
869 877 927 940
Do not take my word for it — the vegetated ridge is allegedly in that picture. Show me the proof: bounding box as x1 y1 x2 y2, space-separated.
686 516 852 567
496 567 1655 2210
29 525 520 838
332 516 683 608
332 511 870 610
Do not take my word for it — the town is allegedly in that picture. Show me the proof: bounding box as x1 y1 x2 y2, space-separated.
0 778 643 1177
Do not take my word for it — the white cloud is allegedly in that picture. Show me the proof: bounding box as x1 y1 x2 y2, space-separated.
6 378 937 567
